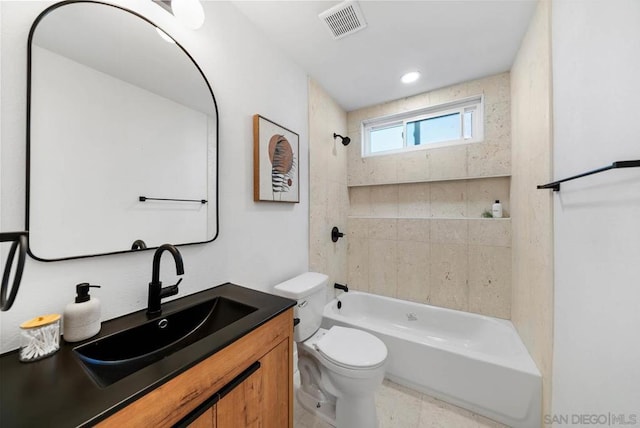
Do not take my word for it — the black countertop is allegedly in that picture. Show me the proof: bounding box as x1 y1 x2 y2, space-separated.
0 283 295 428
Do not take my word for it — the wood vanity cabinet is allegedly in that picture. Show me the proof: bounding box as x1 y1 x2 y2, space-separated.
186 407 216 428
98 308 293 428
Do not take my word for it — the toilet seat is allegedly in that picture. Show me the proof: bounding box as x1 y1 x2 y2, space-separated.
314 326 387 370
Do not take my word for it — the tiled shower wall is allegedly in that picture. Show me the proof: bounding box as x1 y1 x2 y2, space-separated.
510 0 554 420
349 178 510 219
308 78 348 301
347 72 511 186
345 73 513 319
347 216 511 318
347 179 512 319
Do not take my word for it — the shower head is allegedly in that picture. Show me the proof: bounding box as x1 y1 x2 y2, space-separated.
333 133 351 146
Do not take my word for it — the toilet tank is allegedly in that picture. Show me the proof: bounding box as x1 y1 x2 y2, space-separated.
274 272 328 342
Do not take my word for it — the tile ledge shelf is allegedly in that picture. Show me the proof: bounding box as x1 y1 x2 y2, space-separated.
348 216 511 221
347 174 511 188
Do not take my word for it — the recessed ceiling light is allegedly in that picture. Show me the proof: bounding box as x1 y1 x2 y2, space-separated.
401 71 421 84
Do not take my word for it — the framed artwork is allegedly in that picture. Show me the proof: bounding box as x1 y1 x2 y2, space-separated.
253 114 300 203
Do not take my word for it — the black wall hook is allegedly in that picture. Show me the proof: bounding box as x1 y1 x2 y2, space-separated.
331 227 344 242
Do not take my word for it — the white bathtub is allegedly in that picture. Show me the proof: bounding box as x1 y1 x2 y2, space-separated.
321 292 541 428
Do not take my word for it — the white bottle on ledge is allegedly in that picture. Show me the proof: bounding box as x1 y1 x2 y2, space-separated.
492 200 503 218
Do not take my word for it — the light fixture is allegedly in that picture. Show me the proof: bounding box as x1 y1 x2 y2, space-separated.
172 0 205 29
333 133 351 146
401 71 421 84
153 0 205 30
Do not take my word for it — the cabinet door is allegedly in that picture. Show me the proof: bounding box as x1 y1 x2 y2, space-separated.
99 309 293 428
187 406 216 428
217 339 290 428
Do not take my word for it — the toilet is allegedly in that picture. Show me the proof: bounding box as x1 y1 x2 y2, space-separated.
274 272 387 428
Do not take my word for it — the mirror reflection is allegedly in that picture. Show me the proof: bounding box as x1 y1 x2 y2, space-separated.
28 1 218 261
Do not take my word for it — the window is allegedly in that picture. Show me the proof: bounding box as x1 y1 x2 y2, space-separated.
363 96 483 156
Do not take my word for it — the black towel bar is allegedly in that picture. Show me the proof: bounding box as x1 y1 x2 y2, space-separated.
139 196 207 204
537 160 640 191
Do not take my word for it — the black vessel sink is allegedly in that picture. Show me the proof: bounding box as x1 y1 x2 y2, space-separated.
74 297 257 387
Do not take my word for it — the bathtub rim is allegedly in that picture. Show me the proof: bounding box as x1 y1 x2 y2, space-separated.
324 291 541 377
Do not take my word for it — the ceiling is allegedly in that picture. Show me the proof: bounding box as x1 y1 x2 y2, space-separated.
229 0 537 112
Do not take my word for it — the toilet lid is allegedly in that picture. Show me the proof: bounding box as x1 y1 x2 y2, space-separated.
315 326 387 369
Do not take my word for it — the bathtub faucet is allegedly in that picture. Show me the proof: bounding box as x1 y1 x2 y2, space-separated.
334 283 349 292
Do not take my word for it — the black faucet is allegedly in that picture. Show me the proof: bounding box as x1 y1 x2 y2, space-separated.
147 244 184 318
334 283 349 293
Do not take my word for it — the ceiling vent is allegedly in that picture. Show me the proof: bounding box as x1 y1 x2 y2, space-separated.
319 1 367 40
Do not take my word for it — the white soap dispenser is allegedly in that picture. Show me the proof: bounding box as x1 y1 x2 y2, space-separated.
63 283 101 342
492 200 503 218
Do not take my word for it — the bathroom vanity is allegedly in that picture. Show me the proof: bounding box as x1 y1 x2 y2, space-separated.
0 284 295 428
3 3 297 426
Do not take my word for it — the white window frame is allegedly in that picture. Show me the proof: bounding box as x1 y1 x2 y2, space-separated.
362 95 484 157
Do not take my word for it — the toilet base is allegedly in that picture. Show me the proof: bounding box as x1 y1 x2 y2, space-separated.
296 384 379 428
336 395 378 428
296 383 336 426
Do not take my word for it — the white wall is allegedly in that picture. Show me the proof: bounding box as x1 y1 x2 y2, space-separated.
0 1 309 352
30 46 210 258
552 0 640 419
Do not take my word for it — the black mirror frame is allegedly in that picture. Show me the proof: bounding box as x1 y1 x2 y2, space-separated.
25 0 219 262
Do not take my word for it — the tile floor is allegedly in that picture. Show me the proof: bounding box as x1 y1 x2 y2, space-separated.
294 379 507 428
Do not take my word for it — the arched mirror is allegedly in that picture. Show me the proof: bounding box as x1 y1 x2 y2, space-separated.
27 1 218 261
